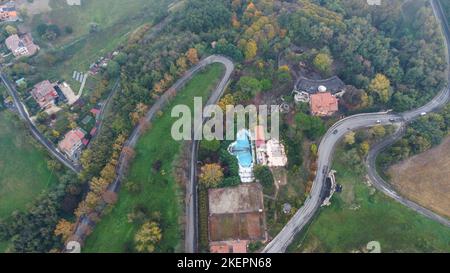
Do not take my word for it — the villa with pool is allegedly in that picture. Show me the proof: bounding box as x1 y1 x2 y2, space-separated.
228 126 287 183
228 129 255 183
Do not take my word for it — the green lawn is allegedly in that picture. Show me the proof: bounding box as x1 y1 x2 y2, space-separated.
83 64 225 253
0 111 59 252
288 147 450 253
0 112 58 219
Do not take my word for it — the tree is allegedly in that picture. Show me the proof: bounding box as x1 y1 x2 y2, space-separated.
313 53 333 75
244 40 258 61
310 143 318 157
5 25 17 35
344 132 356 145
106 60 120 78
200 139 220 152
199 163 224 188
54 219 74 241
186 48 199 65
237 76 261 95
295 112 326 140
359 141 370 156
64 26 73 34
254 165 274 189
134 221 162 253
370 125 386 139
218 93 235 110
369 74 391 103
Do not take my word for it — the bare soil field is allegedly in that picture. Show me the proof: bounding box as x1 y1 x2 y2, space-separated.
209 212 265 241
388 137 450 218
208 183 266 242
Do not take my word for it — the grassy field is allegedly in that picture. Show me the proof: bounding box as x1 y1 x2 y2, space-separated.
28 0 172 86
83 64 225 253
388 136 450 219
288 146 450 253
0 111 59 252
0 112 58 219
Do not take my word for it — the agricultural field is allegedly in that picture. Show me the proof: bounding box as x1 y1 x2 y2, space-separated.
288 146 450 253
388 137 450 219
83 64 225 252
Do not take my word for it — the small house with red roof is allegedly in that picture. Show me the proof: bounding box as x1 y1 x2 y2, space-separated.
310 92 339 116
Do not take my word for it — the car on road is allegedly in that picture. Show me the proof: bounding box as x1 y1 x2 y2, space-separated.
420 112 427 116
389 118 396 122
376 120 381 124
333 129 338 134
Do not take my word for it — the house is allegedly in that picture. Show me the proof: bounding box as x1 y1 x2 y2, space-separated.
310 92 339 116
67 0 82 5
266 139 288 167
295 76 345 95
90 108 100 118
5 33 39 58
31 80 59 109
253 125 268 166
228 129 255 183
0 1 18 22
58 128 86 161
210 240 248 253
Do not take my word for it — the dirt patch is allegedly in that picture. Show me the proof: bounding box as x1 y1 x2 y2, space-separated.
209 212 265 241
388 137 450 218
208 183 264 214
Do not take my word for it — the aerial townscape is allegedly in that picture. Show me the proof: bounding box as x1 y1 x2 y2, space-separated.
0 0 448 259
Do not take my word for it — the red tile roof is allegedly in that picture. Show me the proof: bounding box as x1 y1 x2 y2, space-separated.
310 92 338 116
31 80 58 108
90 127 97 136
58 128 85 154
210 244 230 253
90 108 100 116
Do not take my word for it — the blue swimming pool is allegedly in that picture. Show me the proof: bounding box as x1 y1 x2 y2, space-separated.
229 130 253 168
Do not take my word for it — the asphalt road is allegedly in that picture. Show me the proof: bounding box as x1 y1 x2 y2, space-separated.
263 0 450 253
70 55 235 247
185 56 234 253
0 73 81 173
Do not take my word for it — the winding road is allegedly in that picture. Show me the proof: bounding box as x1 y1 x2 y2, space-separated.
263 0 450 253
70 55 234 247
54 0 448 252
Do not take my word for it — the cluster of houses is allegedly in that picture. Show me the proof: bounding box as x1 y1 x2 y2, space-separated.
89 51 119 75
26 78 100 162
293 76 345 117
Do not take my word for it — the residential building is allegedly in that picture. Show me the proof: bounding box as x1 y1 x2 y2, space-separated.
58 128 86 161
5 33 39 57
30 80 59 109
266 139 288 167
253 125 268 166
228 129 255 183
310 92 339 116
0 1 18 22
